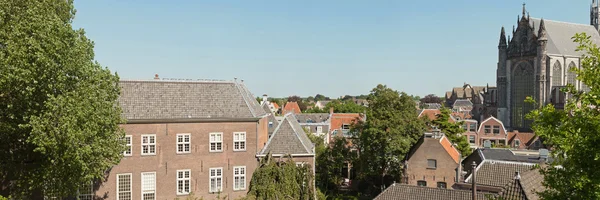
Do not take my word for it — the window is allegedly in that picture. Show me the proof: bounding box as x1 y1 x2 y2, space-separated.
427 159 437 169
552 62 562 86
268 122 273 128
210 168 223 193
124 135 132 156
177 170 191 195
233 166 246 191
317 126 323 134
234 132 246 151
493 126 500 134
469 123 476 132
567 62 577 87
469 135 476 144
78 181 93 200
141 172 156 200
534 140 541 147
177 134 191 154
484 125 491 134
296 162 307 167
141 135 156 155
461 123 468 131
210 133 223 152
342 124 350 130
511 62 535 129
117 173 132 200
514 139 521 147
437 182 447 189
417 181 427 187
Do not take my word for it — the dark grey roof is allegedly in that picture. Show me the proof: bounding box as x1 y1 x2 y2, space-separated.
261 101 279 134
423 103 442 109
295 113 330 123
259 113 314 155
466 160 535 188
118 80 266 120
479 148 551 163
452 99 473 107
374 184 493 200
529 18 600 56
500 169 544 200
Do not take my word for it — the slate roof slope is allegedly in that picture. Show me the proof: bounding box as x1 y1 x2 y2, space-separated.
453 99 473 107
119 80 266 120
295 113 330 123
259 113 314 155
261 101 279 134
529 18 600 56
499 169 544 200
374 184 493 200
466 160 535 188
480 148 550 163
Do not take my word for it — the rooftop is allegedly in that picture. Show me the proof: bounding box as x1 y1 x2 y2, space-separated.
259 113 315 156
374 184 493 200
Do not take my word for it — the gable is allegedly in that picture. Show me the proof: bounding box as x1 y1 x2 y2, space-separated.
260 113 314 155
477 116 507 133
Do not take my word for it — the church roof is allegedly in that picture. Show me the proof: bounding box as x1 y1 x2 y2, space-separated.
529 18 600 56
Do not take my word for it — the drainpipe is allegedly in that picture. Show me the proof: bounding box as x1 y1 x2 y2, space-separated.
472 161 477 200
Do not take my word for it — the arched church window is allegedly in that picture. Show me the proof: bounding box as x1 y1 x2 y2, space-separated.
552 62 562 86
511 62 535 129
567 62 577 87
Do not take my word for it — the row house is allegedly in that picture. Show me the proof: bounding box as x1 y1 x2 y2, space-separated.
460 116 508 148
296 113 330 144
86 78 311 200
402 130 461 189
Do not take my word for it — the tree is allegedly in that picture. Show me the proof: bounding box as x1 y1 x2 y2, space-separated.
0 0 125 197
420 94 443 104
429 107 471 156
311 135 355 197
287 95 308 111
326 100 365 113
246 153 315 200
526 33 600 199
307 96 315 103
352 85 426 197
315 94 327 101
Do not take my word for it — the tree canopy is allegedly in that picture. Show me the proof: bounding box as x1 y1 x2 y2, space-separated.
429 107 471 156
526 33 600 199
352 84 426 197
420 94 444 104
246 154 315 200
0 0 125 197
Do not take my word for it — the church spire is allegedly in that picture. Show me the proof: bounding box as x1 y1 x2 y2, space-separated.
499 27 507 47
538 18 547 41
522 3 527 17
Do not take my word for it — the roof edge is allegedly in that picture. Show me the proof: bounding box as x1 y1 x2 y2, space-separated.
125 117 261 124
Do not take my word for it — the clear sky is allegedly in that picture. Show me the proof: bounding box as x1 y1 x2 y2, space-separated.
72 0 593 98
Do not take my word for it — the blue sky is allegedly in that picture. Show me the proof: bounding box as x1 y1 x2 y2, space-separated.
72 0 592 98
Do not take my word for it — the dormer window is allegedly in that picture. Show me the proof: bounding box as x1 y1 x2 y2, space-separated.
515 139 521 147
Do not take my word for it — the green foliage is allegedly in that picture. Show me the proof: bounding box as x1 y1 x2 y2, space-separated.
525 33 600 199
0 0 125 197
314 94 329 101
314 137 356 197
430 107 472 156
247 153 315 200
352 84 427 197
304 100 365 114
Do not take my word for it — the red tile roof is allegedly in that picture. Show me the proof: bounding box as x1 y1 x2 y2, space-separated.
272 102 280 109
330 113 361 132
283 102 301 114
439 136 460 163
418 109 456 123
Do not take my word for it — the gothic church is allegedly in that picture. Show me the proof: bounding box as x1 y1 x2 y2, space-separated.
497 2 600 131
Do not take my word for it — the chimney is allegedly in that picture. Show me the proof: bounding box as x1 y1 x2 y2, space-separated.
262 94 268 104
472 161 477 200
456 153 463 182
329 107 334 115
154 74 159 80
513 172 521 180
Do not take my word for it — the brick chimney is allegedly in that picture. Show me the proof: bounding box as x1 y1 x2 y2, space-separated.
154 74 159 80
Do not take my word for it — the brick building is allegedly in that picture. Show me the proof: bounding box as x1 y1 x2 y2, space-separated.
89 79 270 200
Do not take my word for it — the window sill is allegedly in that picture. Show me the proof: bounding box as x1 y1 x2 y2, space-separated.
233 149 247 152
209 150 223 153
176 152 191 155
176 193 190 196
233 188 246 191
426 167 437 170
141 154 156 156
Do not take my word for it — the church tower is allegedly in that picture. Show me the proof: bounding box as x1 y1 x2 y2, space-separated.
592 0 600 31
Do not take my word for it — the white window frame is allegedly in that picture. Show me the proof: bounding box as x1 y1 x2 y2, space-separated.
209 167 223 193
141 134 156 156
176 133 191 154
141 172 156 200
233 132 246 151
78 181 93 200
124 135 132 156
116 173 132 200
177 169 191 195
316 126 323 134
233 166 246 191
209 132 223 152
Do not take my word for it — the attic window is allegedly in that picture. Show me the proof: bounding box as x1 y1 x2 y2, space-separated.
342 124 350 130
427 159 437 169
417 181 427 187
515 139 521 147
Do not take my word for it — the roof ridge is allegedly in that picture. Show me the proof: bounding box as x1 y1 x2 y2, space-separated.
530 17 594 27
120 79 234 83
234 82 256 117
286 114 314 154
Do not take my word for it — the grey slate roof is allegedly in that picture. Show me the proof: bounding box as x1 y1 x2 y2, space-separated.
295 113 330 123
452 99 473 107
529 18 600 56
118 80 266 120
466 160 535 188
479 148 551 164
500 169 544 200
374 184 493 200
259 113 315 155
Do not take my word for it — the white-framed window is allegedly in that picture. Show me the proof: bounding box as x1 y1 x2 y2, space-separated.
342 124 350 130
317 126 323 134
233 166 246 191
141 135 156 155
233 132 246 151
209 168 223 193
177 134 191 154
141 172 156 200
209 133 223 152
469 135 476 144
78 181 93 200
177 170 191 195
296 162 306 167
116 173 132 200
124 135 132 156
